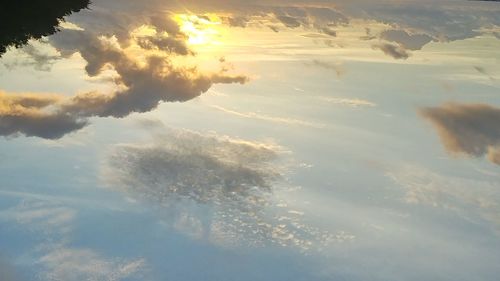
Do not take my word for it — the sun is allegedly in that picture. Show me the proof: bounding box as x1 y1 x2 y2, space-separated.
174 14 223 46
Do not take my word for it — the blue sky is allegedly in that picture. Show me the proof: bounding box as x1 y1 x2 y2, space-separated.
1 1 500 280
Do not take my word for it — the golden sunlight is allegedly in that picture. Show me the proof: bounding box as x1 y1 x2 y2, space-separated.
174 14 223 46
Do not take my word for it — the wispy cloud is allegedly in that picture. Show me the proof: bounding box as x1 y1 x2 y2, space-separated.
387 164 500 231
309 60 346 78
0 199 147 281
209 105 326 128
39 247 145 281
318 97 377 108
372 43 410 60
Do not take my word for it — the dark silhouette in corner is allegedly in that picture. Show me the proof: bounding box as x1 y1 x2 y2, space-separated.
0 0 90 56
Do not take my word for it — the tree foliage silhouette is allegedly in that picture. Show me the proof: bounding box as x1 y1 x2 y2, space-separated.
0 0 90 56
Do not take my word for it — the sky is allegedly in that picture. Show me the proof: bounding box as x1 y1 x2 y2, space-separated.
0 0 500 280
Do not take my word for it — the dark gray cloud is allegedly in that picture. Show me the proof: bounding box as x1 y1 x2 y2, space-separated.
373 42 411 59
104 125 341 248
420 103 500 165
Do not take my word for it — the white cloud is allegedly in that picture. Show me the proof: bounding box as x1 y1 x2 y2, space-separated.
387 164 500 231
318 97 376 108
0 199 76 237
0 198 148 281
39 247 145 281
209 105 326 128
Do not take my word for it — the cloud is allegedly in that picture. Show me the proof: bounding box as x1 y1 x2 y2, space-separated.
309 59 346 78
49 29 248 117
372 42 411 59
387 164 500 230
276 15 302 28
4 0 499 139
104 125 344 249
474 66 496 81
0 198 77 238
0 198 147 281
2 42 61 71
222 16 250 28
105 127 282 206
318 97 376 108
420 103 500 165
354 1 496 43
39 247 145 281
0 19 248 139
209 105 326 128
380 29 433 50
0 91 87 139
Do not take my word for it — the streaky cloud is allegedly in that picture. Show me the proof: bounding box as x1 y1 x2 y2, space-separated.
372 42 410 60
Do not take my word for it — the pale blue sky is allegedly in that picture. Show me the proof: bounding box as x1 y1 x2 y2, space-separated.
1 1 500 280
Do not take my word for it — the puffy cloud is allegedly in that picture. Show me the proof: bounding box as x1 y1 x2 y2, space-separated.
50 29 248 117
3 0 500 138
136 36 192 55
104 125 344 249
0 91 87 139
372 42 410 59
0 17 248 139
420 103 500 165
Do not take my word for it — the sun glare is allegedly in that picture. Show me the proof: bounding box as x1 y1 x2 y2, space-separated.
174 14 223 46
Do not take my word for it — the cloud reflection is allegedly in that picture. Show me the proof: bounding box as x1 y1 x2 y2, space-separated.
104 124 347 250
